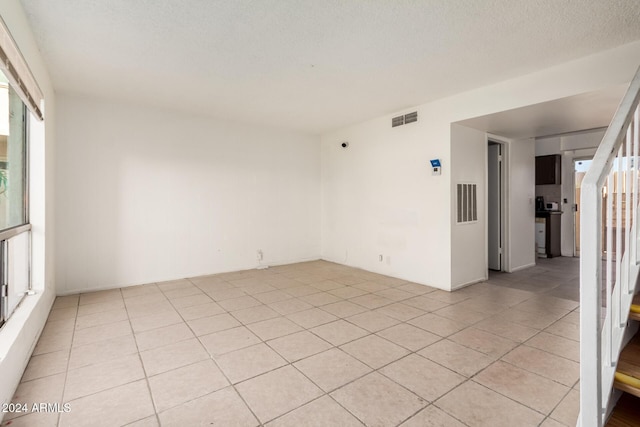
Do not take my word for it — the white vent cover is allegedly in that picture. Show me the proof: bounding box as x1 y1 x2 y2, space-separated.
457 183 477 224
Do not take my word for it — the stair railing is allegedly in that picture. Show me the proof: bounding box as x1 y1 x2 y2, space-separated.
579 66 640 427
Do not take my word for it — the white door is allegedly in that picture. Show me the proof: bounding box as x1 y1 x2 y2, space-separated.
488 143 502 270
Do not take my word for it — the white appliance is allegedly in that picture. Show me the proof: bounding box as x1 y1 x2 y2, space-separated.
546 202 559 211
535 218 546 257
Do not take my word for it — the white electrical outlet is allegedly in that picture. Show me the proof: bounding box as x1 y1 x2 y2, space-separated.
257 250 263 261
379 254 383 262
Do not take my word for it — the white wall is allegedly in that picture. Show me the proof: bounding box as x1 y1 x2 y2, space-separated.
0 0 56 419
321 41 640 291
450 124 486 287
55 95 321 294
535 136 562 156
451 130 535 287
535 129 604 256
321 111 452 288
562 130 606 151
507 138 536 271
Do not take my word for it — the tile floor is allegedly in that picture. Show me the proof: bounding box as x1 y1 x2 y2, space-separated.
1 258 581 427
488 257 580 302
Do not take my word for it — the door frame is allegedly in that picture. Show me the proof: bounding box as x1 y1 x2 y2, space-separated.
486 136 509 272
572 156 593 257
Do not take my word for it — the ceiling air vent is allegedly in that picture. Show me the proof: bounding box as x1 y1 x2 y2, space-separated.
457 183 478 224
392 112 418 128
404 111 418 124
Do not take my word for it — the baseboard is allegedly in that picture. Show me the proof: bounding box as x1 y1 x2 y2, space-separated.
450 277 486 292
57 255 324 296
507 262 536 273
319 257 449 292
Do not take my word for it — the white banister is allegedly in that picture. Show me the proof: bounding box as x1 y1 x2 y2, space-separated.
579 65 640 427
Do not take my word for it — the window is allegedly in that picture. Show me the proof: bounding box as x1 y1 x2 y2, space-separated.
0 16 41 328
0 70 29 328
0 72 27 230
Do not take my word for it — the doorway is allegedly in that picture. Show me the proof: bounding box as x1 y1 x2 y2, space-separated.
488 141 504 271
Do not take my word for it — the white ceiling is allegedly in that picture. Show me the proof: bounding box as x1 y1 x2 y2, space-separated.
457 84 629 139
17 0 640 134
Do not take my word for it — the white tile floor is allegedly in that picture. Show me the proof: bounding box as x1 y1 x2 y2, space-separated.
488 257 580 302
2 259 581 427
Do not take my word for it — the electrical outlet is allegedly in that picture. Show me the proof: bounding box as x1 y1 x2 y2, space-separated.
379 254 383 262
257 250 263 261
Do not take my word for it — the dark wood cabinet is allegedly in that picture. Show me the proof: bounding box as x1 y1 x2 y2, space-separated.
535 155 561 185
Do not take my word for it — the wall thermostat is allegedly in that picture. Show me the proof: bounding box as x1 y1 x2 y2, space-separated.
430 159 441 175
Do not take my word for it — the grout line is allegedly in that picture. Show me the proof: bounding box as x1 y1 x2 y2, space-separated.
121 292 163 427
54 297 79 427
12 260 584 426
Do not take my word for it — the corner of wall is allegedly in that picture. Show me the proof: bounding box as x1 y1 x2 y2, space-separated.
449 123 487 289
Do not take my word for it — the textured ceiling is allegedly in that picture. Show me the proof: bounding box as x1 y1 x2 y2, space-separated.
17 0 640 134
